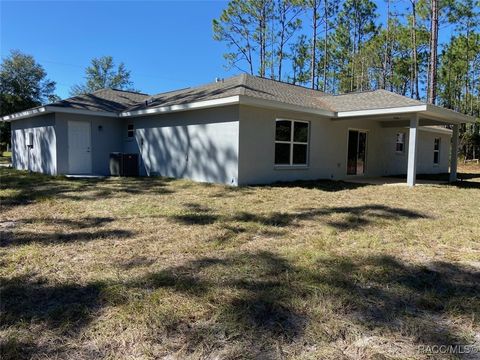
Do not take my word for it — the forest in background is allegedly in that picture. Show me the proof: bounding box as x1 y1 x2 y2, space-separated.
213 0 480 158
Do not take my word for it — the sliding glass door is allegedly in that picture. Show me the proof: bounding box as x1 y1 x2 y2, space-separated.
347 130 367 175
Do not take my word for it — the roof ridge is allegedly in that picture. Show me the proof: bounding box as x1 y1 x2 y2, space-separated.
148 74 245 99
90 88 150 96
324 89 380 97
109 88 150 96
243 73 328 95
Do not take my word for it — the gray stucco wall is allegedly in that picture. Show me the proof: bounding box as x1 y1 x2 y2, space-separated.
9 104 450 183
238 105 451 185
123 106 239 184
55 113 123 175
379 127 450 175
11 114 57 175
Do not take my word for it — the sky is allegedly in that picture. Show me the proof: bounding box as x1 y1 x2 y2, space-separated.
1 0 459 99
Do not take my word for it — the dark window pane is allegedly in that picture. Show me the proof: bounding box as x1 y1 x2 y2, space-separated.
292 144 307 164
434 151 439 164
275 143 291 164
357 132 367 174
275 121 291 141
396 143 404 152
347 130 358 175
294 122 308 142
127 124 134 137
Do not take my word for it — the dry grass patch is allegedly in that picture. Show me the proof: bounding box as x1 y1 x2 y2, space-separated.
1 165 479 359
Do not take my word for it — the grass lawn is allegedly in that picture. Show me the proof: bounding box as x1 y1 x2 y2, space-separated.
1 165 479 359
0 152 12 165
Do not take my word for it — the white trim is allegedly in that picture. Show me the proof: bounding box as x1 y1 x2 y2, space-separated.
395 132 406 153
120 95 335 118
120 96 241 117
1 107 48 121
407 115 419 186
2 94 475 125
337 105 427 118
274 118 310 167
1 105 118 121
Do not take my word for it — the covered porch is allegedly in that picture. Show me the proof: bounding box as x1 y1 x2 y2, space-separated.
334 103 475 187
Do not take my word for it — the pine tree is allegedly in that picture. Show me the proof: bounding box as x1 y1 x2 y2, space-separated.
70 56 135 95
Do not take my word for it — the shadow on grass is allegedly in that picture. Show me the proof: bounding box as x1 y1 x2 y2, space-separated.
129 252 479 358
171 203 430 232
0 216 134 247
0 276 107 330
0 169 175 210
0 229 133 247
454 173 480 189
2 252 478 358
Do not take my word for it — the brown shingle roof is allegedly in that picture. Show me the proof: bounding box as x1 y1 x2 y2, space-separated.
125 74 425 114
50 88 150 113
43 75 428 115
321 89 424 112
126 74 330 112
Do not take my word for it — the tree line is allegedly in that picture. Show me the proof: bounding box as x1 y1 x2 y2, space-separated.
213 0 480 157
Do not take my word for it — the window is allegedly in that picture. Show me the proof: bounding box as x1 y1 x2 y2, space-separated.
433 137 440 164
396 132 405 153
127 124 134 138
274 119 309 166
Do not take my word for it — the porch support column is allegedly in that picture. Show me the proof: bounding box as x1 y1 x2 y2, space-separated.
407 114 419 187
449 124 459 183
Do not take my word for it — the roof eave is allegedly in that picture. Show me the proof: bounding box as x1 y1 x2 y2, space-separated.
424 104 476 124
335 104 475 124
120 95 241 117
335 105 428 118
1 106 120 121
1 106 49 121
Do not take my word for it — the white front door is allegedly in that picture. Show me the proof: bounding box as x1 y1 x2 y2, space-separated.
68 120 92 174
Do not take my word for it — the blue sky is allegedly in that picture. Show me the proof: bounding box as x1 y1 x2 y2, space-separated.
1 0 457 99
1 1 234 98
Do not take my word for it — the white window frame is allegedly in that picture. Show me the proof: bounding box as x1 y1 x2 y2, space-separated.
433 137 440 165
396 132 405 153
274 119 310 167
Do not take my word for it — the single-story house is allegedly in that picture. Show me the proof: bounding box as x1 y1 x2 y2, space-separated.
2 74 474 186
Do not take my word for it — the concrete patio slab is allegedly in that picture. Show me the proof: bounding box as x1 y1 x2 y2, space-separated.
344 177 448 186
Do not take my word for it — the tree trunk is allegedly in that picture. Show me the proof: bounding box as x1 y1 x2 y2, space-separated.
311 0 318 89
278 2 286 81
322 0 328 92
411 0 419 99
383 0 390 90
427 0 439 104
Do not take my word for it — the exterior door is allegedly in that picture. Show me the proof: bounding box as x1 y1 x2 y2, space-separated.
347 130 367 175
68 120 92 174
